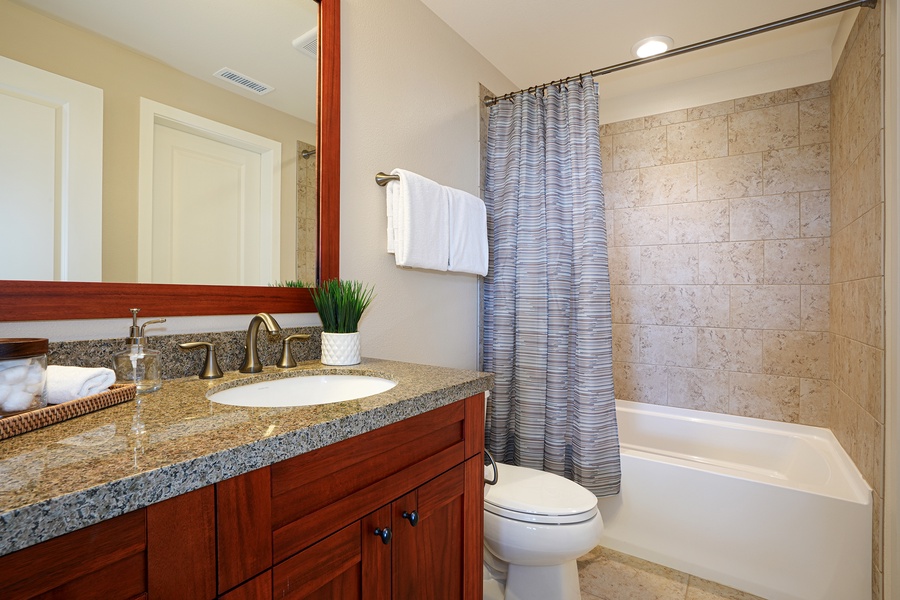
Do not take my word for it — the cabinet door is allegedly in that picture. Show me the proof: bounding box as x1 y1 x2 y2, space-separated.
393 464 467 600
273 505 392 600
390 491 419 600
361 505 393 600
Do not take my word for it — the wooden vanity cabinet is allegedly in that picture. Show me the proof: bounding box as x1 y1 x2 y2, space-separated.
220 393 485 599
0 393 484 600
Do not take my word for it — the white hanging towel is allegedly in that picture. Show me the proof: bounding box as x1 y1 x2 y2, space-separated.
386 179 397 253
446 187 488 276
389 169 449 271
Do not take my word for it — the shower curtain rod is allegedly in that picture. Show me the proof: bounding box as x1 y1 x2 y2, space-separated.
483 0 877 106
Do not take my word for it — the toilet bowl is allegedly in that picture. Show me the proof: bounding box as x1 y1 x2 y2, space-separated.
483 462 603 600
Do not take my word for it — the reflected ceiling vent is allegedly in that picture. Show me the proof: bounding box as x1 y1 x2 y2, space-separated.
292 27 318 59
213 68 274 95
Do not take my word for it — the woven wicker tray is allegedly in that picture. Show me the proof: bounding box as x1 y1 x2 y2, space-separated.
0 383 137 440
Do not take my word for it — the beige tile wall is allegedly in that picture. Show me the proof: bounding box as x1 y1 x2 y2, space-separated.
296 141 317 285
830 5 884 599
602 81 832 425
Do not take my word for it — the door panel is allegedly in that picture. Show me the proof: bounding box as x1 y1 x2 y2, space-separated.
151 124 262 285
0 56 102 281
416 466 465 600
391 491 418 600
394 466 466 600
137 98 281 286
361 506 392 600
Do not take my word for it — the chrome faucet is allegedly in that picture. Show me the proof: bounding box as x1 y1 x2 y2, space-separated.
239 313 283 373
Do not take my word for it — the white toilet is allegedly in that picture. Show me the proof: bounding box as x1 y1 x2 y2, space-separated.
483 462 603 600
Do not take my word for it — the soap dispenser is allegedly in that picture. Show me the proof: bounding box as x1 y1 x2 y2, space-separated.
113 308 167 394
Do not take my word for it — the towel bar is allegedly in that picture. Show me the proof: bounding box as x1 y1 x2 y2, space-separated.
375 172 400 186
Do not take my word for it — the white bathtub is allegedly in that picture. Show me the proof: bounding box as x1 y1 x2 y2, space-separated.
597 400 872 600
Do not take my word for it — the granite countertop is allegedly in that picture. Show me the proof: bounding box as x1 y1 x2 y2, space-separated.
0 358 493 557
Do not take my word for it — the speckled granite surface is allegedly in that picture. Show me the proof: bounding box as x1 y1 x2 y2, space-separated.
48 326 322 380
0 358 492 557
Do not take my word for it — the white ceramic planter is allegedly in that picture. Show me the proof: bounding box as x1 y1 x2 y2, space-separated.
320 332 361 366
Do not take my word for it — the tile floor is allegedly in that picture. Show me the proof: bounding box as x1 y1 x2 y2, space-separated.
578 547 766 600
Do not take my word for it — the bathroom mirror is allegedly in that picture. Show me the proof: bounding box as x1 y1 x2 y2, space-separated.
0 0 339 320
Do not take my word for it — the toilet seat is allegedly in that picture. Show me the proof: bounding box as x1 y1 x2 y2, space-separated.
484 462 599 525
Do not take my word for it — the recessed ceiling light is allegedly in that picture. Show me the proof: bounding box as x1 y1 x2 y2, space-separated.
632 36 674 59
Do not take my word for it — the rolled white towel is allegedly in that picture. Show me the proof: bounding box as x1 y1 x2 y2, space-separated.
45 365 116 405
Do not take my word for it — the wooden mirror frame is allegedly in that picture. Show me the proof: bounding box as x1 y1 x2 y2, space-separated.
0 0 339 322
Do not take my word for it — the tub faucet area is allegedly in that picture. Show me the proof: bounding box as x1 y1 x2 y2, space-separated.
239 313 282 373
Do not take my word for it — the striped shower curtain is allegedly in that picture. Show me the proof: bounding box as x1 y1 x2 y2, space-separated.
482 75 620 496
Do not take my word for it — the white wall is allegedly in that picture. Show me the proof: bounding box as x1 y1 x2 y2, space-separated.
338 0 514 370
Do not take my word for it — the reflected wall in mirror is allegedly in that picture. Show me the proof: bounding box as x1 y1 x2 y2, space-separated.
1 0 316 286
0 0 340 320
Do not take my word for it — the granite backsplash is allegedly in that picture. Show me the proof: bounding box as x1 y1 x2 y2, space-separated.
48 326 322 381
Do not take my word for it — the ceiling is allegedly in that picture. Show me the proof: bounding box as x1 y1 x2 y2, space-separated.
420 0 857 120
13 0 319 124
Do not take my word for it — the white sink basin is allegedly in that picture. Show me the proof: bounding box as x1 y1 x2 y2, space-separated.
209 374 397 408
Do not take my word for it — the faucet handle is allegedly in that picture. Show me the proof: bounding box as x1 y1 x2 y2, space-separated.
178 341 224 379
277 334 311 368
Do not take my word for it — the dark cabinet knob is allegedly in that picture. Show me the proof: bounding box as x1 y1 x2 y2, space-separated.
402 510 419 527
374 527 392 544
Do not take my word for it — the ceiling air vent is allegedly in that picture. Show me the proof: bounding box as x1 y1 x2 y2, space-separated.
213 68 274 95
292 27 317 59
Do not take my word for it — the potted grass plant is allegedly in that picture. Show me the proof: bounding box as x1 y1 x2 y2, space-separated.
310 279 375 365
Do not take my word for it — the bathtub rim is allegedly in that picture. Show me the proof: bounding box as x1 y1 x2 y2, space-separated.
613 398 873 506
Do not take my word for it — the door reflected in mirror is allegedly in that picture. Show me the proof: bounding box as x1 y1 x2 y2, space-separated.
0 0 318 287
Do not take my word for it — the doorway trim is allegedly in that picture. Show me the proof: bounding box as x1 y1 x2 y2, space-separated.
0 55 103 281
136 98 281 283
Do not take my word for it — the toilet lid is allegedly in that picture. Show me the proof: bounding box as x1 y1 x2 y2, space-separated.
484 462 599 524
